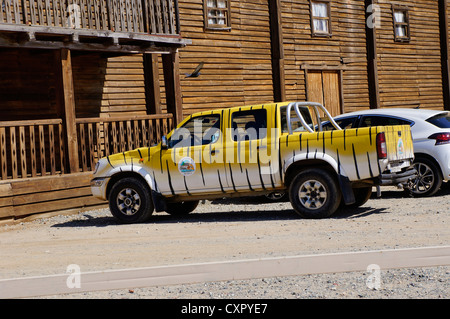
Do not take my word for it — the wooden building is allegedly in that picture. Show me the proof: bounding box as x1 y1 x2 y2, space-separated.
1 0 450 221
177 0 450 116
0 0 190 221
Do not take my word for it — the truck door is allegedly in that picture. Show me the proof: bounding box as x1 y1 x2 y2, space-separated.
155 111 228 196
224 105 279 192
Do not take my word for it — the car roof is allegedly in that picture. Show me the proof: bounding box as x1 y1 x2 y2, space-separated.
334 108 448 121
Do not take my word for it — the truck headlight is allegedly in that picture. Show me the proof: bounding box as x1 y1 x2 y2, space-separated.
90 178 106 187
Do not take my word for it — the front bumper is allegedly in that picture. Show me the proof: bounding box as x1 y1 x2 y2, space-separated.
90 177 110 201
379 167 417 186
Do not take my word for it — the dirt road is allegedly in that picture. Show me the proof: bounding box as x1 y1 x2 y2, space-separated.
0 185 449 298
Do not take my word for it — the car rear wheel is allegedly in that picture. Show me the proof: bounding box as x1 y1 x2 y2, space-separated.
289 169 342 219
109 177 154 223
411 157 442 197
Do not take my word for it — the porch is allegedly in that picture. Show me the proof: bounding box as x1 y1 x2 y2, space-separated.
0 114 173 221
0 1 189 221
0 114 173 180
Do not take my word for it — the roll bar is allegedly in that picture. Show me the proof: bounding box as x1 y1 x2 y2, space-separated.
286 102 342 134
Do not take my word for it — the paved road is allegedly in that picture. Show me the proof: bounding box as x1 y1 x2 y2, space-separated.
0 246 449 298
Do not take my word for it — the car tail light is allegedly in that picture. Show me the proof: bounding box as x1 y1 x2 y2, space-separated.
428 132 450 145
376 132 387 159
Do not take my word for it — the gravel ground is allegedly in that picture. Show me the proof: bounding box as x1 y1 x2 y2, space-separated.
40 266 449 299
0 185 449 299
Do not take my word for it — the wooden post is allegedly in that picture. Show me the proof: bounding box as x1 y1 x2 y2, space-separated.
143 53 162 115
439 0 450 111
268 0 285 102
57 49 80 173
365 0 380 109
162 50 183 124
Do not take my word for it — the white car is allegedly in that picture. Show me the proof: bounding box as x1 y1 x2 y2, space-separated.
322 108 450 196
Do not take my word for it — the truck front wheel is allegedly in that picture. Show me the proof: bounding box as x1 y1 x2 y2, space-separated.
109 177 154 224
289 169 342 219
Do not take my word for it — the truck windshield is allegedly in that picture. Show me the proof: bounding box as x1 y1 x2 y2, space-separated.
280 105 314 133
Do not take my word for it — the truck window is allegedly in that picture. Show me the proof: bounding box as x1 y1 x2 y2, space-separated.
168 114 221 148
231 109 267 141
280 105 314 133
322 117 357 131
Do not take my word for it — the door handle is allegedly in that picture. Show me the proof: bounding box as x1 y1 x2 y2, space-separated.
210 150 220 155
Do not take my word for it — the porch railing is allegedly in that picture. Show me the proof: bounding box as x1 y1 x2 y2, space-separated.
0 113 174 180
76 113 174 172
0 119 66 180
0 0 180 35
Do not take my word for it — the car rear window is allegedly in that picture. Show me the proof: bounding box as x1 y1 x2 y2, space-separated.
426 112 450 128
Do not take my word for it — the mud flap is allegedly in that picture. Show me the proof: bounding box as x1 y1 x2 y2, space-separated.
338 175 355 205
151 190 167 212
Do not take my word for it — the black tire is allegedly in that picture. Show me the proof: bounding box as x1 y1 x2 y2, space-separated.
346 187 372 208
166 200 199 216
289 168 342 219
109 177 154 224
410 157 443 197
264 192 288 202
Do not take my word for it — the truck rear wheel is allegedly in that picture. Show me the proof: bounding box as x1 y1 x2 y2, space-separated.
289 169 341 219
166 200 199 216
109 177 154 224
345 187 372 208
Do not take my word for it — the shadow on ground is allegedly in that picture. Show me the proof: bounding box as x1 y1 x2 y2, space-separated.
51 182 448 228
51 202 388 228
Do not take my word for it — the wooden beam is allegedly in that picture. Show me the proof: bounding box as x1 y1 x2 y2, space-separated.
57 49 79 173
143 53 162 115
439 0 450 111
365 0 380 109
268 0 285 102
162 50 183 124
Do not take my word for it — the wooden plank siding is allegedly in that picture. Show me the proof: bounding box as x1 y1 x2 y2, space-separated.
375 0 444 110
176 0 372 116
0 173 106 220
72 53 148 118
177 0 274 115
281 0 370 113
0 49 60 121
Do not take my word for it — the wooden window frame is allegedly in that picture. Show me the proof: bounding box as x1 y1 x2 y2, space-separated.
392 5 410 42
310 0 332 37
204 0 232 31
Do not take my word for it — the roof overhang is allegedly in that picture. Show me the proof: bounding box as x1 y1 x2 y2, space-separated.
0 24 191 54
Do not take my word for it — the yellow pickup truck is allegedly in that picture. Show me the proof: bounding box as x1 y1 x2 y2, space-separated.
91 102 416 223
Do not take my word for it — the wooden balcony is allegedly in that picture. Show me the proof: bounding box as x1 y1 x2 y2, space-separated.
0 0 188 52
0 114 173 180
76 114 174 172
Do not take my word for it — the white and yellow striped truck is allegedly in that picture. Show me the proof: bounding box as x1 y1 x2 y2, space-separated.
91 102 417 223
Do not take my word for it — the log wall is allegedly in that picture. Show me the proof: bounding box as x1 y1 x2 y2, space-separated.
0 173 106 221
281 0 370 113
177 0 274 115
376 0 444 109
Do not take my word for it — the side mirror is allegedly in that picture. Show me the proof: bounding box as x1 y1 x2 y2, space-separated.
161 136 168 150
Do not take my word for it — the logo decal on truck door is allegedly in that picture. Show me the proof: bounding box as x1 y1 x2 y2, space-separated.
178 157 196 176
